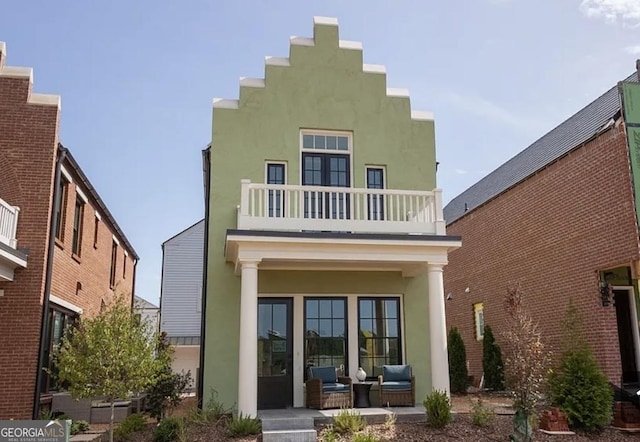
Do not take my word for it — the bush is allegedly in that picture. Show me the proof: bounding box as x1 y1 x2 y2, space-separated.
424 390 452 428
352 433 382 442
227 413 261 437
148 333 192 421
448 327 469 393
482 325 505 390
152 417 182 442
471 397 495 427
70 420 90 435
548 301 613 431
332 408 366 434
114 413 147 440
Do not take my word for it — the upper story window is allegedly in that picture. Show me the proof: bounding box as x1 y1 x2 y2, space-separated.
366 167 386 221
72 196 85 256
110 239 118 288
93 212 101 249
54 178 69 241
266 162 286 218
302 133 350 152
474 302 485 340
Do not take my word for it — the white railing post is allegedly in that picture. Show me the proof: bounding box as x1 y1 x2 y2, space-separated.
240 179 251 217
434 188 446 235
9 206 19 248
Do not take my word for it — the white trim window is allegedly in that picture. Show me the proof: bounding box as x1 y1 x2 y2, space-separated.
265 162 286 218
474 302 485 340
300 130 352 153
358 297 401 379
366 166 386 221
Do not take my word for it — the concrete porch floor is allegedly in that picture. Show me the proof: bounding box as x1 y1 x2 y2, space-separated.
258 406 428 425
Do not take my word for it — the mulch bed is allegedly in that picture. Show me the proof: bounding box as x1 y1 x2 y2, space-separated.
115 414 638 441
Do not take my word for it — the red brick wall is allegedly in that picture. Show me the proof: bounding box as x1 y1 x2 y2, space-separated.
0 56 59 418
0 46 136 419
444 123 640 388
51 163 136 318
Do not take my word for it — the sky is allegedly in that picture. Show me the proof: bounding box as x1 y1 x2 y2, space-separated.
1 0 639 306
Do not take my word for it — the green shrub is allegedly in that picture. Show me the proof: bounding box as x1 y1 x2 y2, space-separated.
383 411 396 430
332 408 366 434
114 413 147 440
448 327 469 393
70 419 90 435
549 300 612 431
227 413 261 437
471 397 495 427
321 426 338 442
152 417 182 442
424 390 452 428
203 388 232 421
352 433 382 442
482 325 505 390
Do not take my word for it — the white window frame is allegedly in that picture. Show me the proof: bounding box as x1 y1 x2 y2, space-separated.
299 129 354 188
473 302 484 341
264 161 288 184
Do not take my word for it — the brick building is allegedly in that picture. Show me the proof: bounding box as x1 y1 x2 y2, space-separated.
443 68 640 393
0 42 139 419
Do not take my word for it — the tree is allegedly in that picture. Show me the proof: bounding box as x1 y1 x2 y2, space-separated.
482 325 505 390
502 284 551 442
54 294 159 442
147 332 192 421
448 327 469 394
548 300 612 430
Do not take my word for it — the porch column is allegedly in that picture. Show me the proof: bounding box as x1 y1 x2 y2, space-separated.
238 260 259 417
427 263 450 397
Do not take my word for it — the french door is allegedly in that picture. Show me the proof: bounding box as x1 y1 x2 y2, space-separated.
302 153 350 219
257 298 293 409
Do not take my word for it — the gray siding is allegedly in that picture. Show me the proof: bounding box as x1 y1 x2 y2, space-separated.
160 220 204 338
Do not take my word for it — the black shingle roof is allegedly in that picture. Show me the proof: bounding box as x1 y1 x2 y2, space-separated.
444 72 639 225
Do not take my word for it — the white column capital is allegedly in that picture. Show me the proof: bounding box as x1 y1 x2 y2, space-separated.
427 263 446 273
239 259 261 270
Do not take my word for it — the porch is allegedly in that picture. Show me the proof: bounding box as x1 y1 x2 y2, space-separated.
0 195 26 281
226 181 461 417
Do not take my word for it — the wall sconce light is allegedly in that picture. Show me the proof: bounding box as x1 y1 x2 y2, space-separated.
446 292 453 301
464 287 470 293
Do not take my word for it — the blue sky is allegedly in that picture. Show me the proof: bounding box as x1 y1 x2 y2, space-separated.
2 0 639 306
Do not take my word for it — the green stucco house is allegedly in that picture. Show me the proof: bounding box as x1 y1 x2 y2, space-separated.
201 16 461 417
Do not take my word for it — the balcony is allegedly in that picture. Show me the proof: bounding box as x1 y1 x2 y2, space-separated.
0 196 27 281
236 180 446 235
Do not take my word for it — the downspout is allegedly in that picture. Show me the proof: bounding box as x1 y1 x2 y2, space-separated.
198 147 211 409
33 144 67 419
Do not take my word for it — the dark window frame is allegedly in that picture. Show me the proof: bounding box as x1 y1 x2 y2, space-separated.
109 240 118 288
54 178 69 241
304 297 348 380
72 196 85 256
358 297 402 380
93 215 99 249
266 162 286 218
366 167 385 221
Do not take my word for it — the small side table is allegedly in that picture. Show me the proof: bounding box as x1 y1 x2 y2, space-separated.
353 382 373 408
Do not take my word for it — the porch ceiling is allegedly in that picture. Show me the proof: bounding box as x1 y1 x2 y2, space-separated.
225 230 461 277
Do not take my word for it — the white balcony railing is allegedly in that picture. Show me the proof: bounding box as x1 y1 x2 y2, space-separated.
0 196 20 248
237 180 446 235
